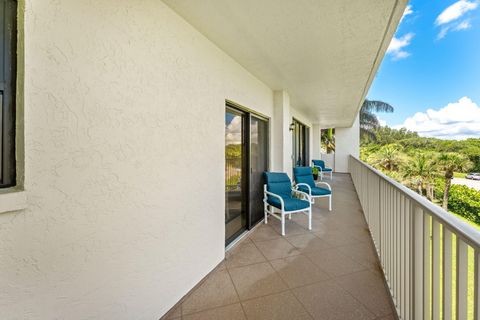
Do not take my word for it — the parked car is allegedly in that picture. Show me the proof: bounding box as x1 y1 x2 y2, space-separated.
466 173 480 179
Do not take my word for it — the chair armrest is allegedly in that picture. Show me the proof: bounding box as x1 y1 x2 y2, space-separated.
292 188 312 202
315 181 331 191
295 183 312 195
264 190 285 210
313 165 323 173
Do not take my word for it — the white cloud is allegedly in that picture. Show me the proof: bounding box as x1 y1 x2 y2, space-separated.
400 5 414 23
455 19 472 30
435 1 478 39
394 97 480 140
378 117 387 127
435 0 478 25
387 33 415 60
225 116 242 144
437 18 473 39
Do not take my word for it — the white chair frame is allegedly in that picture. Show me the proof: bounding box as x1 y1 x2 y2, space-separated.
313 165 333 180
263 185 312 236
295 181 332 211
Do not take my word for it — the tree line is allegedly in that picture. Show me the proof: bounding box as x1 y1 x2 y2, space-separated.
360 100 480 224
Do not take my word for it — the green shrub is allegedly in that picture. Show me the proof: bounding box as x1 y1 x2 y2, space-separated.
448 185 480 224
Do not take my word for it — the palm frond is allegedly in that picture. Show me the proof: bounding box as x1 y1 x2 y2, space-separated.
362 99 394 113
360 111 380 130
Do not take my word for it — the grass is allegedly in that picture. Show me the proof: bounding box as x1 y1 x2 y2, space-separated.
453 172 466 178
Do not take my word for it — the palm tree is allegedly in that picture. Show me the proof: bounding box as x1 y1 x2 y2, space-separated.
369 145 402 171
436 153 472 210
402 154 437 197
360 99 394 141
321 128 335 153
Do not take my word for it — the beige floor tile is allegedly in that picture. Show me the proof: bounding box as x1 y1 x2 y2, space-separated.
254 238 301 260
314 229 363 247
162 304 182 319
242 291 312 320
215 260 227 271
268 218 311 236
375 314 396 320
336 243 380 271
249 224 282 242
270 255 330 288
229 262 288 300
226 239 266 269
285 233 331 253
335 270 393 317
183 303 246 320
306 248 367 277
292 280 376 320
182 270 239 315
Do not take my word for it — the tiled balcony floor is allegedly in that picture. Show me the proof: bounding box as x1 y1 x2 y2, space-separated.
163 174 395 320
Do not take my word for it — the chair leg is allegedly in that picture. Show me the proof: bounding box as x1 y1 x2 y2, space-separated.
289 213 292 220
281 213 285 236
329 196 332 211
264 203 268 224
330 171 333 180
308 207 312 230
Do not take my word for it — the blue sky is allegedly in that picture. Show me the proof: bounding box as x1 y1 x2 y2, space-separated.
367 0 480 140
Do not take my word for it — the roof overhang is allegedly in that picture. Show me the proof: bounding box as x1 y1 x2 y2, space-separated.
163 0 407 127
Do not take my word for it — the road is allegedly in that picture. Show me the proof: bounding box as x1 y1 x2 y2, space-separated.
452 178 480 191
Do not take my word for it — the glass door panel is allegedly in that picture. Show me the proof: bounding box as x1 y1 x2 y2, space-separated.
292 119 309 167
225 108 247 245
249 116 268 227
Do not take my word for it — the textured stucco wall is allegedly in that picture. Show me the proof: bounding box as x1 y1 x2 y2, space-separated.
0 1 273 319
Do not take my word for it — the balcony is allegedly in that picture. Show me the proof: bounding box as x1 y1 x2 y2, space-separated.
163 158 480 320
162 173 395 320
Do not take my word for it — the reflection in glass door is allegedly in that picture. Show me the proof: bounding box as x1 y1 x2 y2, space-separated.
249 116 269 228
292 119 309 167
225 108 247 245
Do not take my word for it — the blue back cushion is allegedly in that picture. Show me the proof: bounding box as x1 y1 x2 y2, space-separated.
264 172 292 197
293 167 315 188
312 159 326 169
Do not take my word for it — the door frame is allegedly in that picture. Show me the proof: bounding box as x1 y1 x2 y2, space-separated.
225 100 270 244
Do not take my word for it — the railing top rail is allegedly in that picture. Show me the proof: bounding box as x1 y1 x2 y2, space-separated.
350 155 480 248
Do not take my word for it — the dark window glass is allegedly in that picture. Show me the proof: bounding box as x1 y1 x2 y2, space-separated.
0 0 17 188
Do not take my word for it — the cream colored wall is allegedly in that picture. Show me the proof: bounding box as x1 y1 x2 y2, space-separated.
335 114 360 173
0 1 274 319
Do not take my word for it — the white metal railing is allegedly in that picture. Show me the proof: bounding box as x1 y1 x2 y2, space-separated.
349 156 480 320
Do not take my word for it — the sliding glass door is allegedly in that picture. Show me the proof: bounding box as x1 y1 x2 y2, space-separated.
225 105 269 245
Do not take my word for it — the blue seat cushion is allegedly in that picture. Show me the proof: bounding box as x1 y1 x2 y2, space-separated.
293 167 315 189
298 185 331 196
312 160 332 171
264 172 292 198
267 196 310 211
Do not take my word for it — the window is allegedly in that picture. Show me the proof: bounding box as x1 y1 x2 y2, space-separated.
0 0 17 188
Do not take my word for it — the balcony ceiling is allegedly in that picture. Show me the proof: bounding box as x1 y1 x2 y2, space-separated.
163 0 406 128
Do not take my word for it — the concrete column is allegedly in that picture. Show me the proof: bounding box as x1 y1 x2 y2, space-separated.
312 124 322 161
334 114 360 173
272 90 292 174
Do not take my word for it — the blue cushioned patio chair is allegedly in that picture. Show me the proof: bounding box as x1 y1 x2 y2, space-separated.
312 159 333 180
293 166 332 211
263 172 312 236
